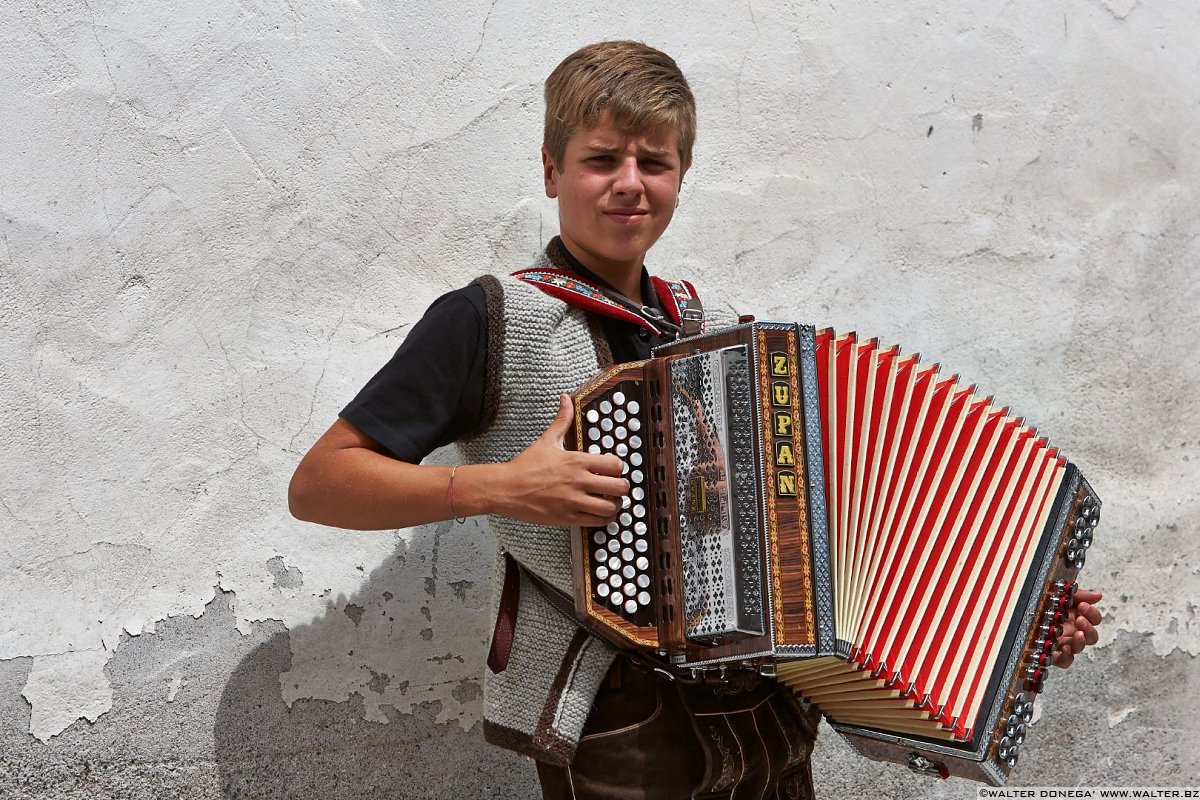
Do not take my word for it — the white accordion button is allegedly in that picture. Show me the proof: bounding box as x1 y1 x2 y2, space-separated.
621 495 631 509
634 521 648 536
586 409 599 423
601 417 613 432
588 427 601 441
636 556 649 571
621 547 634 562
633 504 646 519
587 444 601 454
602 435 614 449
629 435 642 449
607 538 620 553
620 530 633 545
610 590 624 606
637 591 651 606
630 452 643 467
614 408 627 423
627 400 640 415
616 443 629 457
635 538 648 553
615 426 627 440
622 564 635 579
629 417 641 432
606 522 619 536
632 487 645 501
625 599 638 614
595 565 609 580
594 548 606 562
631 470 644 484
600 400 612 414
636 574 651 588
619 512 632 527
612 391 626 405
597 583 610 597
593 530 606 544
608 571 621 587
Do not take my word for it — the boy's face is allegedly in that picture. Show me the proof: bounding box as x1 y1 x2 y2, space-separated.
543 112 686 279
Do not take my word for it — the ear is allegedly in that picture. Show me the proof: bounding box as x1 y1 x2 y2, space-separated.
541 146 558 199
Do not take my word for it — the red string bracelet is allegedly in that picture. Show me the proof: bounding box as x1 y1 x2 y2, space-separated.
447 465 467 524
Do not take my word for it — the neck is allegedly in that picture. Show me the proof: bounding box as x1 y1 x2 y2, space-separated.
557 236 644 305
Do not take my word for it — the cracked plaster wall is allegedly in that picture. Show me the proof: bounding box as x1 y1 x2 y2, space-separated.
1 0 1197 797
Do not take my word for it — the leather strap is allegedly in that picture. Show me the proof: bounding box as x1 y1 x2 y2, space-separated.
486 553 520 674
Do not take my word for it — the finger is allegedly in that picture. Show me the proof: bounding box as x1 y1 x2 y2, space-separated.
1076 616 1099 646
1053 647 1075 669
1074 588 1103 604
574 496 622 522
576 513 620 529
544 393 575 445
576 452 624 477
579 475 630 500
1076 601 1103 626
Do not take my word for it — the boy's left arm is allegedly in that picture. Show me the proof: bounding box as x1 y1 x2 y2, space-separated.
1053 589 1104 669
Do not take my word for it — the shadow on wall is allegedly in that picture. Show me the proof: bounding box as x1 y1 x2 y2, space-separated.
213 517 539 800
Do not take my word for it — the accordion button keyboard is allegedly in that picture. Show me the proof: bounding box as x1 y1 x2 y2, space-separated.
580 381 657 626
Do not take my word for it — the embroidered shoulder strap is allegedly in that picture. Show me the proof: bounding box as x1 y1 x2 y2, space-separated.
512 268 706 338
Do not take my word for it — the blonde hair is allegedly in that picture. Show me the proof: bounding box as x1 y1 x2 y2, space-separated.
544 41 696 169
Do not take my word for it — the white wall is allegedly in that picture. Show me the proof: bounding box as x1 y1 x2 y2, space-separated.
1 1 1196 796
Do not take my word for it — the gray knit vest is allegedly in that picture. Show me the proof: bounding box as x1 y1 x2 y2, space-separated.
457 249 737 765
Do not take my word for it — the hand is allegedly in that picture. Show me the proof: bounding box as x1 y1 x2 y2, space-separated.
494 394 629 528
1053 588 1103 668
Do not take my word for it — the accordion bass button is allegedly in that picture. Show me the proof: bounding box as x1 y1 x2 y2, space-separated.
613 391 626 406
628 400 640 415
586 409 599 423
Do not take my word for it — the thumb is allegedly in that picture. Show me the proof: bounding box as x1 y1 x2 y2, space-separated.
544 393 575 446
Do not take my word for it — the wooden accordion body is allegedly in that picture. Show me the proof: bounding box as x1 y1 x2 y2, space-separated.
568 321 1100 786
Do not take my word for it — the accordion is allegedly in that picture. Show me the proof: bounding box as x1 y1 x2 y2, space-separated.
568 320 1100 786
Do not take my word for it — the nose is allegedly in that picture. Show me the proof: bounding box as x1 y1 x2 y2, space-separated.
612 156 644 196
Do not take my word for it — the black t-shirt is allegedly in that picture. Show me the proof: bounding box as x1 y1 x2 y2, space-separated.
340 238 677 463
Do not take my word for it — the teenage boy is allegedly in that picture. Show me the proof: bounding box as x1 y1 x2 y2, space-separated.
290 40 1102 799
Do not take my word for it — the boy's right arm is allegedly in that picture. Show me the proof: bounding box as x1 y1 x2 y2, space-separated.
288 394 628 531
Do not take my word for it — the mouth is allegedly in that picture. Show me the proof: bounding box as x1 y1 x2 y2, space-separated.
604 209 648 224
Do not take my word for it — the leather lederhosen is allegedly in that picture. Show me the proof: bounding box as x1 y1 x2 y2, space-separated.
536 655 820 800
